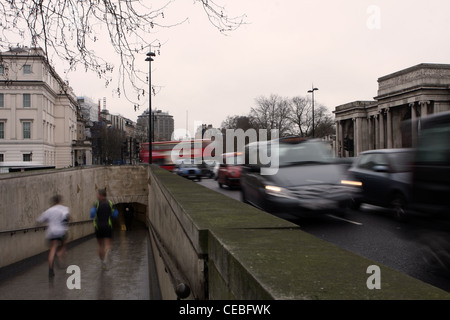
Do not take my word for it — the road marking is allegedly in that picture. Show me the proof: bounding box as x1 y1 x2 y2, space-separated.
328 214 363 226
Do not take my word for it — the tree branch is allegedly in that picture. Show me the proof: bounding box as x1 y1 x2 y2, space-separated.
0 0 245 112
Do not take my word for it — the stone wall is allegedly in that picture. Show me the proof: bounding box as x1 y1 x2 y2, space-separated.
148 166 450 300
0 165 148 268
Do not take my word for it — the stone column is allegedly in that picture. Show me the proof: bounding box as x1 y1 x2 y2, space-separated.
368 116 373 150
355 117 362 156
352 118 356 157
410 103 417 147
420 101 429 118
335 121 340 157
386 108 392 149
374 114 379 149
379 110 385 149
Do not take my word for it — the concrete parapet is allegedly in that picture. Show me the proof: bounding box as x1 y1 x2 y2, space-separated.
149 166 450 300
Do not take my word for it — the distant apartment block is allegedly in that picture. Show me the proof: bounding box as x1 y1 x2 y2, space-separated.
77 96 99 126
137 109 174 142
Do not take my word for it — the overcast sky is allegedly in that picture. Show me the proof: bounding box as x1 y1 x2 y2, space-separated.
66 0 450 137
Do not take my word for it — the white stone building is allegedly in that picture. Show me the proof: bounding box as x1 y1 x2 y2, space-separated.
0 47 78 168
334 63 450 157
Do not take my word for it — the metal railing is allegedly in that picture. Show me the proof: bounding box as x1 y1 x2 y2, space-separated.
0 219 93 236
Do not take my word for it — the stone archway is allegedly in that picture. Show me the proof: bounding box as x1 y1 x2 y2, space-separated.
113 201 148 231
401 106 412 148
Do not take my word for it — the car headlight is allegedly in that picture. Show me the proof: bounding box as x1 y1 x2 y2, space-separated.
341 180 363 187
265 185 295 199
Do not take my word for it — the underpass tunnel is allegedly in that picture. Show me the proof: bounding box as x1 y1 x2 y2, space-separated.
0 200 162 300
113 202 148 231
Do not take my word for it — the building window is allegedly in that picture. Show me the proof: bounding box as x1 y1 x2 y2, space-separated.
0 93 3 108
23 64 32 74
23 153 32 162
23 94 31 108
0 122 4 139
0 65 4 75
0 154 3 162
23 122 31 139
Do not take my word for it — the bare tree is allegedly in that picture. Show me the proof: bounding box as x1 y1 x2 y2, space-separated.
289 96 335 138
313 105 336 138
92 124 126 164
250 94 291 138
220 115 255 131
289 96 311 137
220 95 335 140
0 0 246 109
221 115 240 130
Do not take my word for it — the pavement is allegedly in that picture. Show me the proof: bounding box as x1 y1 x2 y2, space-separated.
0 222 159 300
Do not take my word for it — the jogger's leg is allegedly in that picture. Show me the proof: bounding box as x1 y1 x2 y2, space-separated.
97 238 105 260
48 240 59 277
103 238 112 262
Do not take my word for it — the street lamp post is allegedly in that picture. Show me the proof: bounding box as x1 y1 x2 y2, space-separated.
145 50 156 164
307 85 319 138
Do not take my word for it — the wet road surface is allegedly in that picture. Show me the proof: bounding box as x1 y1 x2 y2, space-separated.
197 178 450 293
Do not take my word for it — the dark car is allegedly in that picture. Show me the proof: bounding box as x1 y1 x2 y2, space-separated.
411 111 450 218
240 137 362 218
348 148 414 220
200 160 216 178
409 111 450 273
173 159 202 181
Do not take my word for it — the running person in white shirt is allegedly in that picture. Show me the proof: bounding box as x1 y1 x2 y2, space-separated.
37 194 70 277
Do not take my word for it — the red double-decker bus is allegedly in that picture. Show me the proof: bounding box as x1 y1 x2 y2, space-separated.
139 140 212 171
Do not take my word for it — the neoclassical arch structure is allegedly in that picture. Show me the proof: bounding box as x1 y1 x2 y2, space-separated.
334 64 450 157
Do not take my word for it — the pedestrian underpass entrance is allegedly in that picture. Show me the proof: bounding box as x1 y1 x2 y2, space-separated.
0 217 161 299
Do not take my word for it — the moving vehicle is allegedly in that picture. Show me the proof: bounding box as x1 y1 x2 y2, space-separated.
240 137 362 218
213 161 220 180
217 152 244 189
139 139 212 171
409 111 450 273
173 159 202 181
200 160 216 178
348 148 414 220
411 111 450 218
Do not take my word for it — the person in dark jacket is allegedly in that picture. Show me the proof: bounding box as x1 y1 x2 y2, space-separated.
90 188 118 269
124 205 134 231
